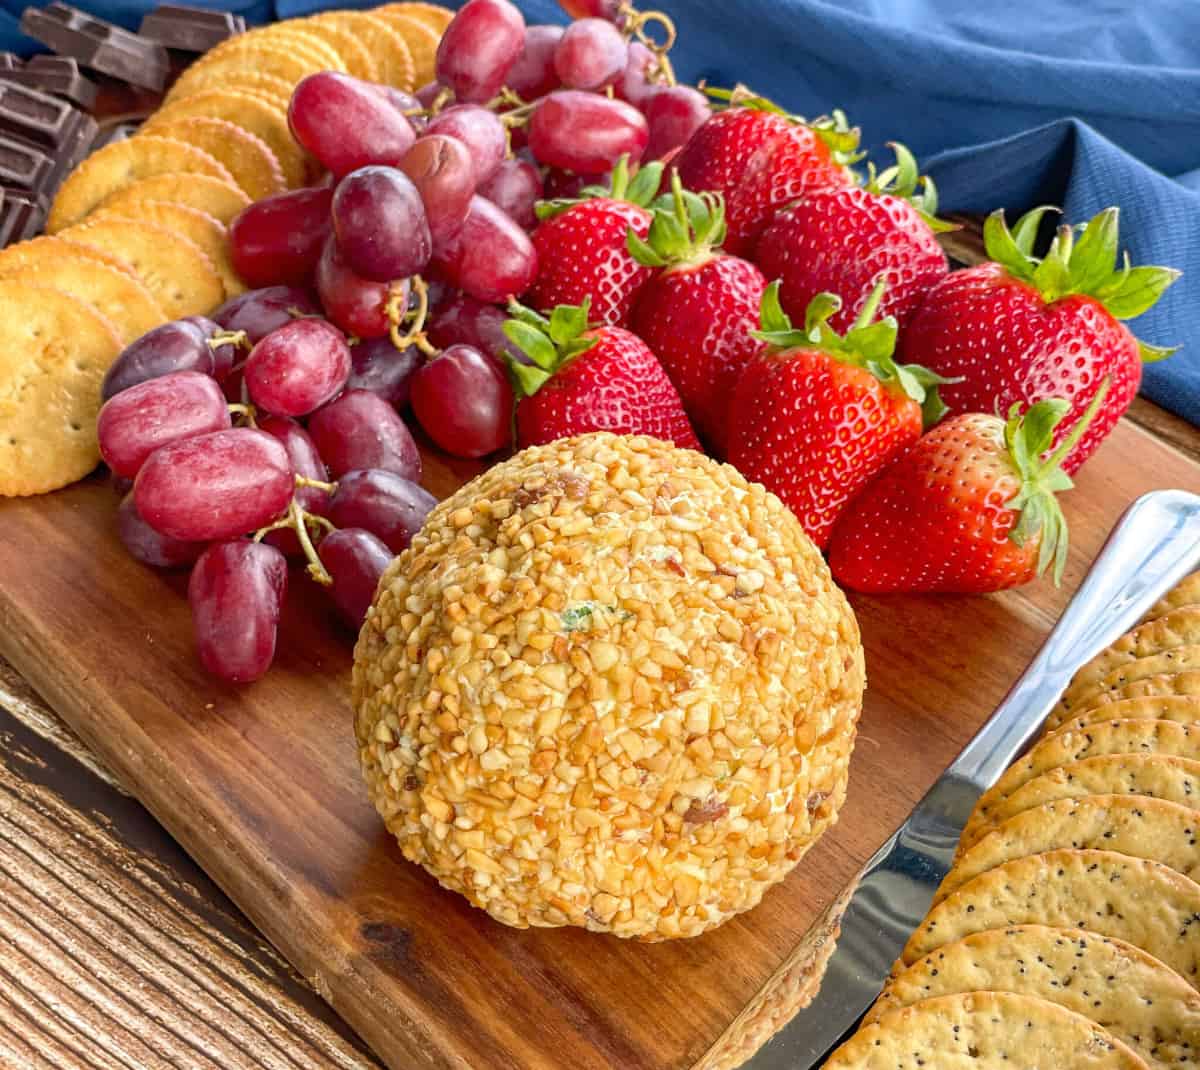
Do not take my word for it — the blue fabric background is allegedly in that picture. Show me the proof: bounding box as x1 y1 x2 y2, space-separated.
3 0 1198 422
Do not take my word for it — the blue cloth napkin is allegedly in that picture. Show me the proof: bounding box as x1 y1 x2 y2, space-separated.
3 0 1198 422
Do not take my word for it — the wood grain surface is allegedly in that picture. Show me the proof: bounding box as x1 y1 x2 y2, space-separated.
0 659 380 1070
0 418 1196 1070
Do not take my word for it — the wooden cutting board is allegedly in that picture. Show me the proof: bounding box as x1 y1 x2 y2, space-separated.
0 419 1196 1070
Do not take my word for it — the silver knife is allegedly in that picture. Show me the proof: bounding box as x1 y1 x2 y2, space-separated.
745 488 1200 1069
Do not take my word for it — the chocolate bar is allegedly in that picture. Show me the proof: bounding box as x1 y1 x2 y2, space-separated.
20 4 170 92
0 83 96 199
0 187 47 246
0 55 99 110
138 4 245 53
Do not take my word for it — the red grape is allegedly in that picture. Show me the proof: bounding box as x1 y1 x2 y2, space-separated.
135 428 294 542
315 236 402 339
425 105 507 185
331 166 431 282
507 24 563 99
428 293 513 364
307 389 422 481
188 541 288 683
244 319 351 417
554 18 627 90
183 316 238 381
117 492 206 569
327 468 436 553
288 72 417 177
102 320 216 400
529 90 648 172
346 337 421 407
214 287 323 343
228 186 333 288
319 527 393 629
642 86 713 161
558 0 622 20
398 135 477 244
431 195 538 303
368 84 421 115
415 81 445 108
98 372 231 479
258 414 330 557
615 41 657 103
477 157 543 229
410 344 513 458
542 167 604 200
435 0 525 104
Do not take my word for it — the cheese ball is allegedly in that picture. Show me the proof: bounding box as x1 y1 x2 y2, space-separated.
353 433 865 940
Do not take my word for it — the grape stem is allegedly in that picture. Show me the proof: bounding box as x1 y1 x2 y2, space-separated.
387 275 438 357
295 474 338 494
226 402 258 429
207 329 252 354
252 498 336 587
621 7 678 85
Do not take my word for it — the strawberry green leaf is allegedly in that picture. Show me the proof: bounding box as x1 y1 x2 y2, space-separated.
503 320 557 370
505 301 550 331
1067 206 1119 293
608 155 631 200
627 228 667 267
1011 205 1058 257
757 280 792 334
548 302 589 346
508 359 552 397
1031 228 1073 300
984 209 1037 282
1138 339 1179 363
843 319 896 364
1095 264 1182 320
804 292 842 335
624 160 665 208
920 388 948 428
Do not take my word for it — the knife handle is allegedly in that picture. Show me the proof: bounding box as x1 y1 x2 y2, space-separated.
952 488 1200 791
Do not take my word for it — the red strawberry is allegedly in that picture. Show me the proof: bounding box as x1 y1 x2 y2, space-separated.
899 206 1180 474
628 177 767 456
675 93 859 257
523 156 660 326
674 102 793 206
727 281 947 548
504 299 701 450
755 143 952 332
828 390 1107 593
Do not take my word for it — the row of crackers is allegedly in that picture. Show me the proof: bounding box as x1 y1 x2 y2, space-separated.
824 574 1200 1068
1 4 452 499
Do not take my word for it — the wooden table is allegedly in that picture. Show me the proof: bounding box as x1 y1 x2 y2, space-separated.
0 392 1192 1068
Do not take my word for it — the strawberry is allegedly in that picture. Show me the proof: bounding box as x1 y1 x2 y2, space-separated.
674 101 793 207
727 281 947 548
827 388 1108 594
523 156 661 327
675 92 860 257
898 206 1180 474
503 299 701 450
627 176 767 456
754 143 952 332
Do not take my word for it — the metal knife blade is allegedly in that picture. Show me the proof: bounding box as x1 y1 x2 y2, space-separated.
744 488 1200 1069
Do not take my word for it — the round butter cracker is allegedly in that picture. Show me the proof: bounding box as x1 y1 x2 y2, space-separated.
0 281 123 497
1055 694 1200 736
137 116 286 201
47 136 235 233
62 217 225 318
95 172 250 226
0 236 165 344
310 11 414 89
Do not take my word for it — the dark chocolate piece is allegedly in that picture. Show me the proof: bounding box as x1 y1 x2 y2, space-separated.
0 55 99 110
138 4 245 53
0 187 47 246
0 83 96 198
0 137 52 192
20 4 169 92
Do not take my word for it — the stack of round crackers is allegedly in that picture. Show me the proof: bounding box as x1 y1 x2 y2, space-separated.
826 572 1200 1069
1 3 452 498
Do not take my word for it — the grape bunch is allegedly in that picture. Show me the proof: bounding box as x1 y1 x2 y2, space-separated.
98 293 435 685
99 0 711 685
